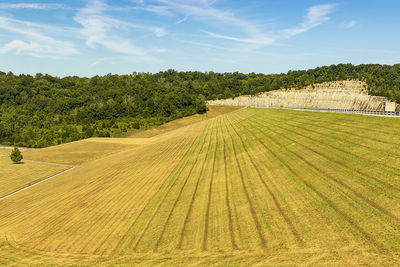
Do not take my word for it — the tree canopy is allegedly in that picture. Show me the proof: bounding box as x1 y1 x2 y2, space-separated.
10 147 23 164
0 63 399 148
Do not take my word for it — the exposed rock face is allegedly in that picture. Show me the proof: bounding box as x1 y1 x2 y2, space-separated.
208 80 391 110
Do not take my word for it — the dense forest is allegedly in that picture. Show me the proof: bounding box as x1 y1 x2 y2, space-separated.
1 63 399 148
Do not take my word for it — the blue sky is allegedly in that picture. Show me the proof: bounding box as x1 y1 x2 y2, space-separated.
0 0 399 77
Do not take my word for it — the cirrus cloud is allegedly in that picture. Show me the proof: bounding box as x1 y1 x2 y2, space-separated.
282 4 336 38
0 17 78 58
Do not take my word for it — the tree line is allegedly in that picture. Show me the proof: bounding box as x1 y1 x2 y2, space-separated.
0 63 399 148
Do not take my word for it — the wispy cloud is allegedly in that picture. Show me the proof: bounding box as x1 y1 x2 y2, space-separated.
154 0 258 34
74 0 166 57
344 20 357 29
175 17 187 25
202 30 274 45
0 3 68 10
0 0 339 61
109 1 174 17
179 39 230 51
151 0 275 48
90 57 112 66
282 4 336 38
137 1 334 48
124 5 173 17
0 17 78 58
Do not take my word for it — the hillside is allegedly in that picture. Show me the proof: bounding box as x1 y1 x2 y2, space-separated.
1 64 400 148
208 80 395 110
20 106 240 165
0 157 69 198
1 108 400 265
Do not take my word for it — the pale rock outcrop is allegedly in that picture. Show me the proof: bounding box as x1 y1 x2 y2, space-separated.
207 80 394 110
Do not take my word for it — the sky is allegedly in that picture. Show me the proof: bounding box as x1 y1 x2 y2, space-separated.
0 0 399 77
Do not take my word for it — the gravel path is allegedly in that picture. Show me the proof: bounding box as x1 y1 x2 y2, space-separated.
0 158 75 201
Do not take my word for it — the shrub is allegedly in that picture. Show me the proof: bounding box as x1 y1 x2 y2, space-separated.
10 147 23 164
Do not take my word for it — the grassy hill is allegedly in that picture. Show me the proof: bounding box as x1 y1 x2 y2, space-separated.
1 108 400 265
0 157 69 198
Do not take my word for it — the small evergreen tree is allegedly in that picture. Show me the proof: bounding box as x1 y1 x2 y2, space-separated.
10 147 23 164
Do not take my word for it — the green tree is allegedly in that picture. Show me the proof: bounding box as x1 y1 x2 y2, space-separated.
10 147 23 164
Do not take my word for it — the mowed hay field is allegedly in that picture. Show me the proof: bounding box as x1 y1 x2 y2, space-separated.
0 149 13 156
129 105 242 138
22 139 143 165
0 156 70 198
1 108 400 265
21 106 241 166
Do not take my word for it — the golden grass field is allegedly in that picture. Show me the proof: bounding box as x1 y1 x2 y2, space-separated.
22 106 241 166
129 105 242 138
0 157 69 198
0 149 12 156
23 138 140 165
1 107 400 265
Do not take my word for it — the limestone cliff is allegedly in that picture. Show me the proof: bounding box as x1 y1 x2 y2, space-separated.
208 80 393 110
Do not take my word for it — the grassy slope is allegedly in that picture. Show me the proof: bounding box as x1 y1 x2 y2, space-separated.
129 105 242 138
0 157 69 198
0 149 12 156
1 108 400 265
23 139 140 165
22 106 241 166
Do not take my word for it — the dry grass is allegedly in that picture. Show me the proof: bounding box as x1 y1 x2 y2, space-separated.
22 106 240 166
129 105 242 138
23 139 139 165
1 107 400 265
0 149 11 156
0 148 31 156
0 157 69 197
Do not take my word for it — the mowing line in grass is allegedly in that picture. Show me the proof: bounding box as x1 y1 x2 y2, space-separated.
229 110 385 252
20 142 172 247
151 123 214 252
202 123 219 251
129 125 212 252
86 136 196 255
255 121 400 226
226 125 267 249
254 112 400 179
262 116 400 193
247 122 386 252
272 111 400 159
176 121 215 249
77 142 188 253
278 109 400 143
223 130 238 250
34 136 185 253
234 110 400 251
225 115 305 247
32 131 195 254
228 111 340 248
255 122 400 238
221 114 264 249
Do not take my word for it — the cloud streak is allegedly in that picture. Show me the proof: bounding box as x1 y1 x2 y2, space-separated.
0 1 337 60
0 17 78 58
282 4 336 38
0 3 68 10
202 30 275 45
74 0 166 57
149 0 276 48
137 1 334 48
344 20 357 29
